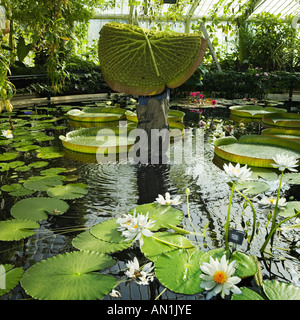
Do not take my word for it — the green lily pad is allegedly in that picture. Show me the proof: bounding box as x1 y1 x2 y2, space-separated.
128 203 184 231
283 173 300 185
0 264 24 297
231 286 265 300
20 250 117 300
14 165 31 172
16 144 39 152
7 161 25 169
0 152 19 161
8 186 34 197
0 219 39 241
67 107 126 122
278 201 300 217
262 112 300 128
47 183 88 199
28 161 49 169
23 175 64 191
90 219 130 244
1 184 22 192
155 248 205 295
263 279 300 300
235 180 270 196
40 167 67 176
72 229 133 253
99 22 207 95
11 197 69 221
141 231 195 262
230 105 287 118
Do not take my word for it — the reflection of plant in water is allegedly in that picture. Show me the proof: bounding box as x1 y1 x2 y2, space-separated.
0 53 15 113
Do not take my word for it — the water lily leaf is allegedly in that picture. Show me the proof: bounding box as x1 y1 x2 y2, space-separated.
23 175 64 191
7 161 25 169
90 219 129 244
0 264 24 297
0 152 19 161
72 229 132 253
41 167 67 176
14 165 31 172
231 287 265 300
128 203 184 231
11 197 69 221
8 186 34 197
20 250 117 300
278 201 300 218
36 146 63 159
263 280 300 300
141 231 195 262
47 183 87 199
0 219 39 241
28 161 49 169
16 144 39 152
283 173 300 185
199 248 229 265
230 251 257 279
155 248 205 295
1 183 22 192
99 22 207 95
235 180 270 196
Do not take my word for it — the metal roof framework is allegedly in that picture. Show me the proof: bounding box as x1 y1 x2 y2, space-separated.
92 0 300 31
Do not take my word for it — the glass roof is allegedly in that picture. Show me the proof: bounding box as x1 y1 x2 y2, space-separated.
93 0 300 20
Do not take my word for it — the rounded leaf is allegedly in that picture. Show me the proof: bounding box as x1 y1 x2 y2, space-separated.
0 219 39 241
20 250 117 300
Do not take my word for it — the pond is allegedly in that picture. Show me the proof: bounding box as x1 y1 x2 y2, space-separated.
0 97 300 300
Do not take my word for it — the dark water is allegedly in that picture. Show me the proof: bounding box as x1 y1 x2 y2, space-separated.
0 103 299 300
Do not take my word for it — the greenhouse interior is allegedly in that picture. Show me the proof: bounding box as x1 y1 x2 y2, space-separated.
1 0 300 302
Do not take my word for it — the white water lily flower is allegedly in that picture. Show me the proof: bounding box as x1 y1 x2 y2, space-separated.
258 196 287 208
156 192 182 206
271 154 298 172
200 255 242 300
109 289 121 298
1 129 13 139
116 210 155 245
223 162 252 183
125 257 154 285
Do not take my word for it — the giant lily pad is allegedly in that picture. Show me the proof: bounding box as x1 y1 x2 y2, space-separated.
98 22 207 95
229 105 286 118
67 107 126 122
20 250 117 300
60 127 136 154
262 128 300 142
0 219 39 241
11 197 69 221
262 112 300 128
214 135 300 168
125 109 185 123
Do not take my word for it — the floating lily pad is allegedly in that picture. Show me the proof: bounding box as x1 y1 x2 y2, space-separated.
20 250 117 300
41 167 67 176
0 264 24 297
0 219 39 241
125 109 185 123
262 112 300 128
214 135 300 168
283 173 300 185
0 152 19 161
11 197 69 221
28 161 49 169
47 183 87 199
141 231 195 262
230 105 287 118
15 144 40 152
128 203 184 231
263 280 300 300
262 128 300 142
155 248 205 295
278 201 300 218
235 180 270 196
72 229 133 253
1 183 22 192
90 219 130 244
60 127 136 154
98 22 207 95
23 175 64 191
36 146 64 159
8 186 34 197
67 107 126 122
14 165 31 172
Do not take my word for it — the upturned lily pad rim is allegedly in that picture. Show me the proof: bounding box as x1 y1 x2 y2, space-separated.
214 134 300 168
230 105 287 118
125 109 185 123
261 128 300 142
67 107 126 123
262 112 300 127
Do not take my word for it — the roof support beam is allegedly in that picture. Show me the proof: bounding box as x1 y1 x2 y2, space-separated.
184 0 201 33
